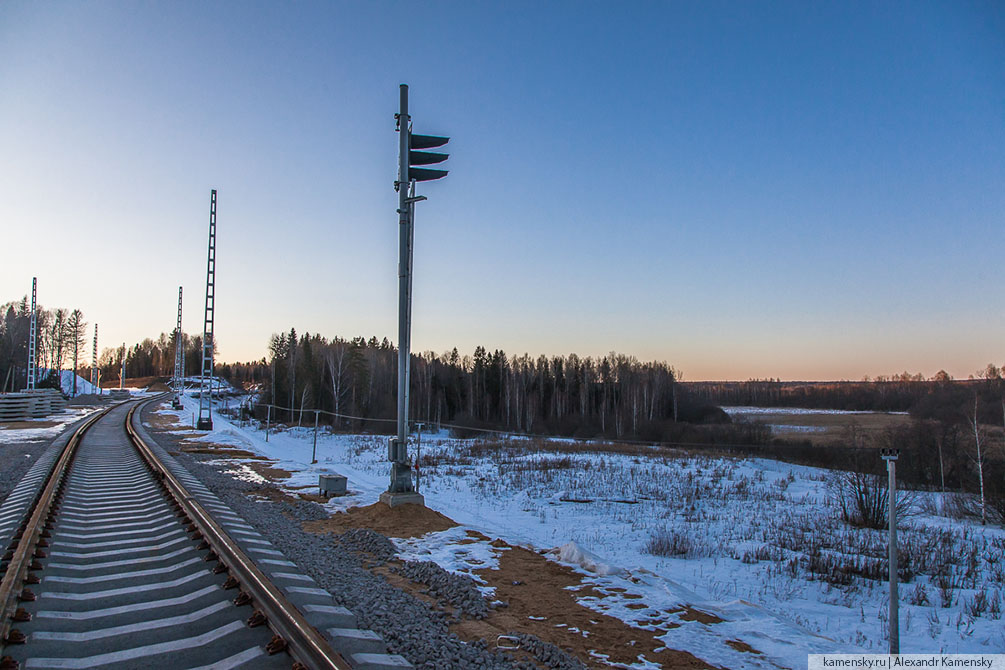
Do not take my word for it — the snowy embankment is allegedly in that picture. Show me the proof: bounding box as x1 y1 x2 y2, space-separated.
34 369 100 396
156 398 1005 669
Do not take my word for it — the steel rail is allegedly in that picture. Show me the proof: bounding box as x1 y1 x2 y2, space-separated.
0 403 114 647
125 398 351 670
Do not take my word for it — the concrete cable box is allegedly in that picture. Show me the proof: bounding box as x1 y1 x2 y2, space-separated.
319 474 347 497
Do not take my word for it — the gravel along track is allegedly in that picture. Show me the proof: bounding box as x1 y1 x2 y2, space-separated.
0 408 105 503
140 402 588 670
0 439 51 504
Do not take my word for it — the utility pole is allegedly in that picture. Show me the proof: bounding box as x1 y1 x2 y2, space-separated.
26 278 37 391
197 190 217 430
119 343 126 389
381 83 449 508
881 448 900 655
90 324 98 392
173 287 184 409
312 410 319 464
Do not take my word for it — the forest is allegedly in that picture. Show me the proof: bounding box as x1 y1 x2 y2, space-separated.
0 298 89 393
250 329 696 442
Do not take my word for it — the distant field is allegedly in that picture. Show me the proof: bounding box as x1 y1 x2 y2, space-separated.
723 406 911 446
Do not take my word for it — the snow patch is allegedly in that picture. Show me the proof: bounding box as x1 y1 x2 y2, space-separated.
721 405 908 416
548 541 624 577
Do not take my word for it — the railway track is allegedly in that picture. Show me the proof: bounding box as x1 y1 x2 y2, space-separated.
0 397 395 670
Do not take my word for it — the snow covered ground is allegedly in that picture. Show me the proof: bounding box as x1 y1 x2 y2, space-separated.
722 406 909 416
155 397 1005 669
0 405 105 444
177 376 240 396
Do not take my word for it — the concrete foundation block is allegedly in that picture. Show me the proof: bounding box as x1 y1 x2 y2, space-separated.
378 491 425 508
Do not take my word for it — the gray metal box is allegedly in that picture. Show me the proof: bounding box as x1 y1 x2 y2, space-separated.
319 474 347 497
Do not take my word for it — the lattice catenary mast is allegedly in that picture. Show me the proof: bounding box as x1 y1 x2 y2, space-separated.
197 190 217 430
26 277 37 391
90 324 98 391
173 287 184 409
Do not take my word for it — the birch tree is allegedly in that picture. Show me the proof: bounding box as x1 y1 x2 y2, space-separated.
968 396 987 525
66 310 86 396
325 340 351 426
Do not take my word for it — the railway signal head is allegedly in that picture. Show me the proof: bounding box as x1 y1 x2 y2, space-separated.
408 133 449 182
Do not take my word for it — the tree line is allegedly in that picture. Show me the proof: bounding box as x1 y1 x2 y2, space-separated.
1 292 244 392
689 371 979 413
1 298 88 394
228 329 704 442
91 332 265 388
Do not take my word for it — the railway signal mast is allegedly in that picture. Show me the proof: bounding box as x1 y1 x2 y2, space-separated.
197 190 217 430
26 278 37 391
173 287 184 409
382 83 449 508
90 324 99 393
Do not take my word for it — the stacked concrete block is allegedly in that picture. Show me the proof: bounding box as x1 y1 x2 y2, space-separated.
0 389 71 421
0 393 32 421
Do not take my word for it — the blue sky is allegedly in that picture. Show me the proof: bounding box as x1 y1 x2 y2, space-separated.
1 1 1002 380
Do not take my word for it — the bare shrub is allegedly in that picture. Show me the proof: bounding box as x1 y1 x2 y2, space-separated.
944 493 986 521
645 527 698 557
827 470 916 529
936 571 957 608
908 582 930 606
964 590 989 618
988 590 1001 620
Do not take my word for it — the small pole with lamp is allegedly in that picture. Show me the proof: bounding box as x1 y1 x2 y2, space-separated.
881 448 900 655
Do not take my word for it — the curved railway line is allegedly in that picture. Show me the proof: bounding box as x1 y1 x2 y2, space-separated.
0 397 397 670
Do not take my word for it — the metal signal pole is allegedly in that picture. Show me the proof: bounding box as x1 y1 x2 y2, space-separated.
119 343 126 389
173 287 184 409
382 84 448 507
197 190 217 430
26 278 37 391
388 84 417 499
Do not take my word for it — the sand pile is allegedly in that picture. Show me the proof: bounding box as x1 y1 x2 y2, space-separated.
303 501 457 538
